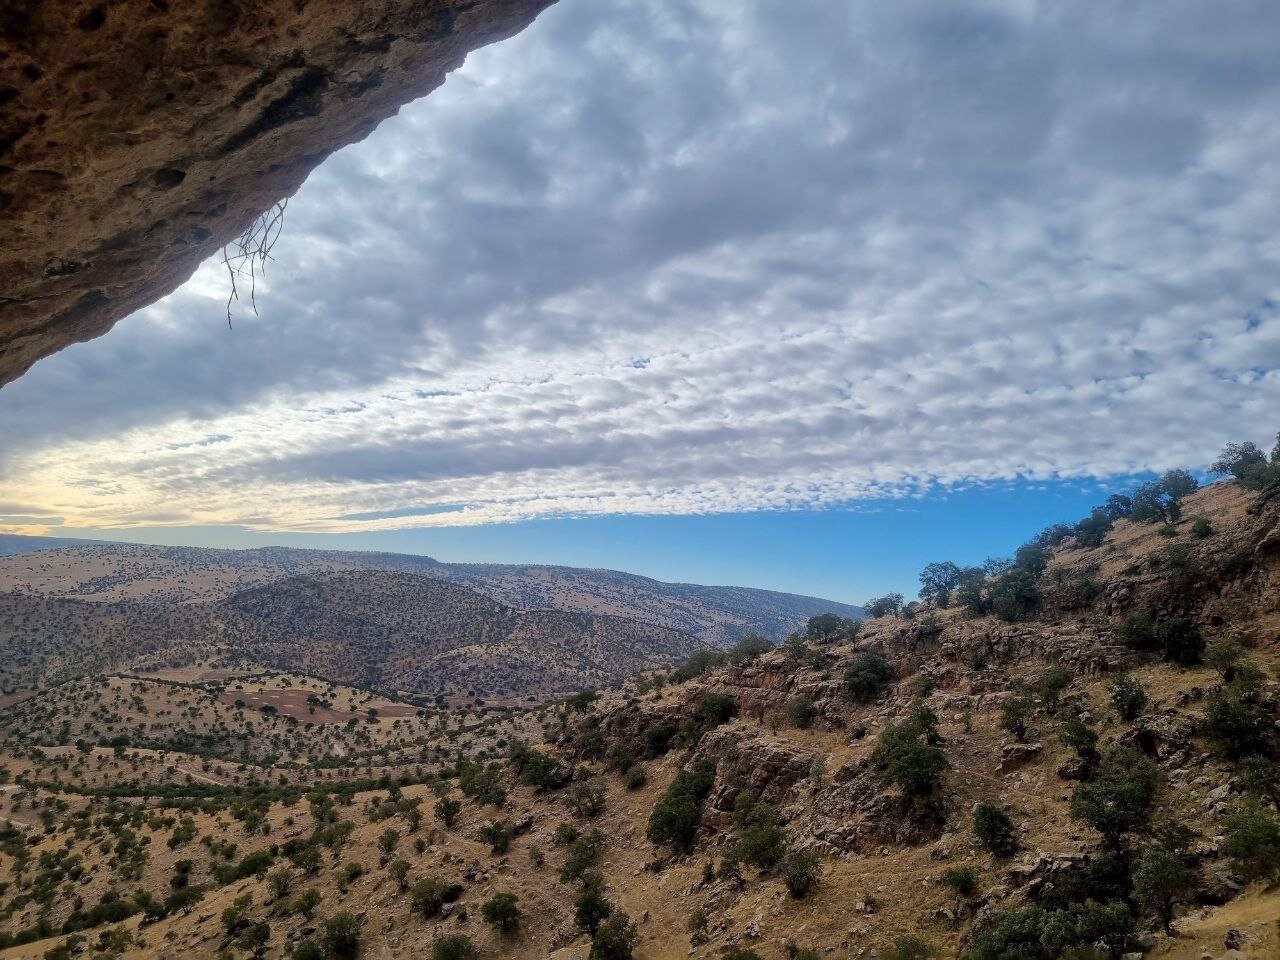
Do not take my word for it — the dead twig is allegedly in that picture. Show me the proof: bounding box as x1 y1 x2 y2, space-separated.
222 199 288 329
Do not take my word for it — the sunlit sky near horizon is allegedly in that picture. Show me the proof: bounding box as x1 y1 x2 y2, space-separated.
2 1 1279 601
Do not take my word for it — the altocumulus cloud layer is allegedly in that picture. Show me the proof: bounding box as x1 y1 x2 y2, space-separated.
2 0 1280 534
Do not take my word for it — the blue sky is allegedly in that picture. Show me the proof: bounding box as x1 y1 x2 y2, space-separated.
1 1 1279 604
52 476 1149 604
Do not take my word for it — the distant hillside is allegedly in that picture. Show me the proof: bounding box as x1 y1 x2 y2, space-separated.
221 570 704 696
0 570 705 698
0 540 860 644
0 533 101 555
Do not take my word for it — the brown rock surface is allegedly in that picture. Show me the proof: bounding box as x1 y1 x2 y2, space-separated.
0 0 555 386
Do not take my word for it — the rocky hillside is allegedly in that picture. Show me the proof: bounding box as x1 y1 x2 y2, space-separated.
0 570 703 698
0 475 1276 960
221 571 704 697
0 540 859 645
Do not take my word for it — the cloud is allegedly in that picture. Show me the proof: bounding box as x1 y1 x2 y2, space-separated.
1 0 1279 532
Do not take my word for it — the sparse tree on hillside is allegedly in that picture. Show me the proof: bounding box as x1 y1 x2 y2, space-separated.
918 562 962 607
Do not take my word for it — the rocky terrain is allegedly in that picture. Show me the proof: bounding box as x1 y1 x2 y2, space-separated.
0 0 556 386
0 471 1275 959
0 569 703 698
0 540 859 646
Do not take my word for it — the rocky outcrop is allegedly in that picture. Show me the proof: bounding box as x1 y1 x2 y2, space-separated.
0 0 555 386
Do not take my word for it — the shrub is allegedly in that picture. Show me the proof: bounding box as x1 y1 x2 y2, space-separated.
696 693 737 726
843 649 894 703
883 936 937 960
568 781 607 819
1224 801 1280 882
431 935 476 960
1158 617 1205 666
1119 612 1157 651
781 850 820 898
1132 847 1192 933
1108 673 1147 721
410 877 449 917
872 706 948 800
1069 746 1158 847
1038 666 1072 710
1060 719 1099 761
319 912 362 960
941 865 977 896
590 911 638 960
574 882 614 935
732 796 787 870
1000 694 1032 741
1241 756 1280 805
434 796 461 828
481 893 521 933
973 804 1018 858
479 820 511 854
622 765 647 791
293 940 323 960
969 902 1133 960
786 695 815 729
988 569 1040 622
647 761 715 852
1204 671 1278 758
1191 517 1213 538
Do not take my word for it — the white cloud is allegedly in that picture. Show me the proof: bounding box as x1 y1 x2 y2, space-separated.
1 0 1279 532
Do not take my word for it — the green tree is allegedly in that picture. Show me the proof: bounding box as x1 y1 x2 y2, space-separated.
865 593 905 618
574 881 614 935
781 850 820 898
973 804 1018 858
919 562 962 607
481 893 522 933
434 796 461 828
883 936 937 960
1211 441 1268 480
431 935 476 960
1158 617 1204 666
647 761 715 852
1000 693 1032 741
1109 672 1148 721
1038 666 1072 710
479 820 511 854
1224 801 1280 882
1132 848 1192 933
988 569 1040 622
410 877 449 917
319 912 361 960
1069 746 1158 848
590 911 638 960
843 649 894 703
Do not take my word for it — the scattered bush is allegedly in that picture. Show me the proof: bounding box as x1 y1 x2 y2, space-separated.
786 695 815 729
1191 517 1213 538
969 902 1133 960
781 850 820 898
941 865 977 896
1109 673 1148 721
1069 746 1158 847
647 761 716 852
481 893 522 933
1119 612 1157 651
1038 666 1072 710
590 911 638 960
988 569 1040 622
1131 847 1192 933
843 649 894 703
411 877 450 918
999 693 1033 741
865 593 905 618
1224 801 1280 882
431 934 476 960
732 795 787 870
1204 669 1277 758
973 804 1018 858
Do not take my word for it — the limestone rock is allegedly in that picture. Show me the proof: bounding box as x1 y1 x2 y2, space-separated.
0 0 555 386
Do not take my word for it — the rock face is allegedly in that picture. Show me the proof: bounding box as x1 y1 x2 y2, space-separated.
0 0 555 386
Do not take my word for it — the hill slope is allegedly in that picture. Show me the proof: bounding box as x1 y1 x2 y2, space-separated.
0 539 859 644
220 570 704 696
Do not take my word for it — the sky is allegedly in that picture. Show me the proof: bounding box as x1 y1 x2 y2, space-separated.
2 1 1279 603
